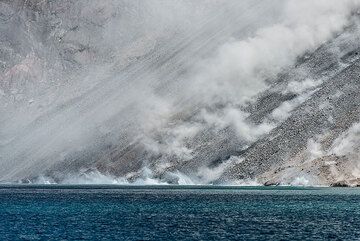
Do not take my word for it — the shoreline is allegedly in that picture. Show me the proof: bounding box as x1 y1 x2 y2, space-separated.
0 184 345 190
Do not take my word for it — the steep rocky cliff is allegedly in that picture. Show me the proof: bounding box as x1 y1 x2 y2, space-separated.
1 0 360 186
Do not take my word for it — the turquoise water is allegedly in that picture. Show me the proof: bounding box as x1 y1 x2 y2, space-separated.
1 185 360 240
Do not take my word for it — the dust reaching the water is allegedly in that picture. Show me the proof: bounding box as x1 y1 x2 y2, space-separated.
1 0 360 185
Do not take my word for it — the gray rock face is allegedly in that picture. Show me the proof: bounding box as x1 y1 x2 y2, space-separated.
222 59 360 182
1 1 360 185
217 24 360 184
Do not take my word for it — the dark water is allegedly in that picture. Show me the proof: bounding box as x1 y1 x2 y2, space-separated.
1 185 360 240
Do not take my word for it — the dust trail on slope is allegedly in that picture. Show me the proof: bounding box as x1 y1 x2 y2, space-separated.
0 0 359 183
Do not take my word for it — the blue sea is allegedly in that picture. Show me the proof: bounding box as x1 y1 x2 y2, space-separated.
1 185 360 240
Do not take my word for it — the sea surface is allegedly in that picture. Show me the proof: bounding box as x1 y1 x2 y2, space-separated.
1 185 360 240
